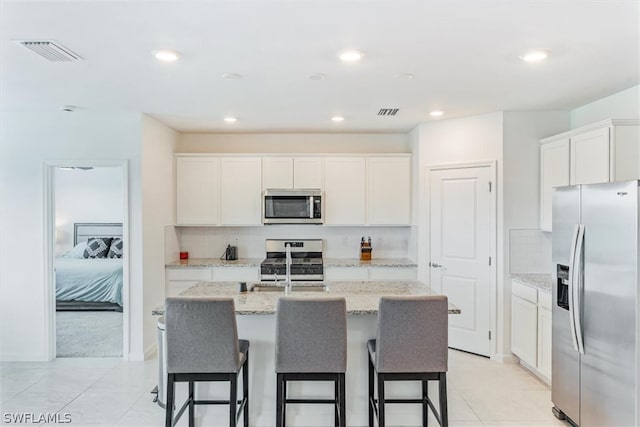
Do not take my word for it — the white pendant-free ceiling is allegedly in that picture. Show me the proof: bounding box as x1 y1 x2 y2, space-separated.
1 0 638 132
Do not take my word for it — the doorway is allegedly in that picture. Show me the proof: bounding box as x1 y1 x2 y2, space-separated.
429 162 496 357
44 161 129 360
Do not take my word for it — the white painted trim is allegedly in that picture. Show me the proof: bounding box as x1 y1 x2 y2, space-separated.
43 160 130 361
539 118 640 144
491 353 519 364
426 160 498 359
175 153 412 158
144 343 158 360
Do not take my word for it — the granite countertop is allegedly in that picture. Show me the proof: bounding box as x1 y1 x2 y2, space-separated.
166 258 262 268
152 281 459 316
166 258 417 268
511 274 552 293
324 258 417 268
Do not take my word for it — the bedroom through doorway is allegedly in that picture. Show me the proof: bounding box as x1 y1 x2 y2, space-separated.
52 165 125 358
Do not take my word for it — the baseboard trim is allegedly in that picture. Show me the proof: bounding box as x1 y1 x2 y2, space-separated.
143 343 157 360
0 351 50 362
490 353 518 364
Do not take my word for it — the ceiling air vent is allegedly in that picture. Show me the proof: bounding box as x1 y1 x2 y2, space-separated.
378 108 399 116
16 40 83 62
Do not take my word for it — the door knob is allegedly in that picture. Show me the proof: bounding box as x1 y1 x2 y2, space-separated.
430 262 445 269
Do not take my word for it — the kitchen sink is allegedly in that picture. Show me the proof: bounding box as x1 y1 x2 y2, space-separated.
250 283 328 293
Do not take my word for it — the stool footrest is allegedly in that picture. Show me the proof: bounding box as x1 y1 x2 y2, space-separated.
285 398 339 404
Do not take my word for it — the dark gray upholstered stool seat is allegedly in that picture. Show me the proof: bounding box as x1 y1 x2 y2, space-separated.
368 295 449 427
165 297 249 427
275 297 347 427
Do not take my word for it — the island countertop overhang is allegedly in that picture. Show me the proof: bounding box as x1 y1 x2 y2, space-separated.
152 280 460 315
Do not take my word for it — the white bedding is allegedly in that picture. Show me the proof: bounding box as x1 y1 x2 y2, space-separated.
55 258 123 306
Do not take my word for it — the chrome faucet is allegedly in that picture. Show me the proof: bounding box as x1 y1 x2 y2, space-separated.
285 243 292 293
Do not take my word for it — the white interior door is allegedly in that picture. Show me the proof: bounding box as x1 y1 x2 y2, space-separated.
430 166 492 356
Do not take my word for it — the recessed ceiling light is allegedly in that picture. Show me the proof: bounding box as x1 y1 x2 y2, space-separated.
224 116 237 123
520 50 548 63
308 73 326 81
221 73 243 80
153 49 180 62
339 50 364 62
430 110 444 117
61 104 76 112
331 116 345 122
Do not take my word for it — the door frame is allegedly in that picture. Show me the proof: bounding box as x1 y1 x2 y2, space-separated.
425 160 498 357
43 159 130 360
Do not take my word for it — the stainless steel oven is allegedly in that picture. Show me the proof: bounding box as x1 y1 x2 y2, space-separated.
263 189 322 224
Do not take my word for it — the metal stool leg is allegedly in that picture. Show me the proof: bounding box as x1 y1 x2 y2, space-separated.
229 375 237 427
377 374 385 427
276 373 284 427
334 375 340 426
188 381 195 427
339 373 346 427
165 374 174 427
422 380 429 427
243 353 249 427
439 373 448 427
368 358 374 427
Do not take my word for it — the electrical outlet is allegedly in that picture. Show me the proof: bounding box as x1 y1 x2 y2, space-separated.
342 236 349 247
231 236 239 246
376 236 384 247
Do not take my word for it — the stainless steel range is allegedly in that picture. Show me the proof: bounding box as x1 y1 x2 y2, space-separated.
260 239 323 281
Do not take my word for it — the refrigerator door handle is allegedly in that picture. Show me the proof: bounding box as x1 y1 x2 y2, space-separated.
573 224 585 354
567 224 580 353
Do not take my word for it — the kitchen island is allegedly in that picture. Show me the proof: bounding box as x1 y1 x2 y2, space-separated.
154 281 458 426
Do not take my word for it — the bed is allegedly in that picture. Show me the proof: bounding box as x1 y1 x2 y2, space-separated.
55 223 123 309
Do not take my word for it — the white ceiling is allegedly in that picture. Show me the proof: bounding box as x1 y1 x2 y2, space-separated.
1 0 638 133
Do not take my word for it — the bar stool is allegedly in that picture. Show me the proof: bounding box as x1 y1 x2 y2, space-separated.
275 297 347 427
368 295 449 427
164 297 249 427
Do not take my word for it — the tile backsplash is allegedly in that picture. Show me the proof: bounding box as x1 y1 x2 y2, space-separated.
509 229 552 274
174 226 412 259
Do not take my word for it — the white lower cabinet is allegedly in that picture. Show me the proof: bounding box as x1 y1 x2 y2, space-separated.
166 268 213 297
325 266 416 281
166 266 259 296
511 279 552 383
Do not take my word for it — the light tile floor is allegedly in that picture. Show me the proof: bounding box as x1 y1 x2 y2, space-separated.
0 350 569 426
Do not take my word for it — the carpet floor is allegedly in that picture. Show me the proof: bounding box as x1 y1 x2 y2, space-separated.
56 311 123 358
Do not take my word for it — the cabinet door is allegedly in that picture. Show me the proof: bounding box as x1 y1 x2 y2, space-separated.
324 157 366 225
612 125 640 181
540 140 570 232
511 295 538 367
366 157 411 225
220 157 263 225
176 157 220 225
263 157 293 189
570 127 610 185
324 267 368 281
293 157 323 189
368 267 417 281
537 306 552 380
213 267 260 282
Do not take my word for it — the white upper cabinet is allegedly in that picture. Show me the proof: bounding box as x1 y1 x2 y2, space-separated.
540 119 639 231
293 157 323 189
539 139 570 232
570 127 610 185
262 156 323 189
176 157 220 225
324 157 366 225
367 157 411 225
262 157 294 189
220 157 263 225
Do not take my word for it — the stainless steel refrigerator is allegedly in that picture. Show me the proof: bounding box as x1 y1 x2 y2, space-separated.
552 180 639 427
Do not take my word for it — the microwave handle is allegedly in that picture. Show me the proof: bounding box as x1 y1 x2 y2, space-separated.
309 196 313 219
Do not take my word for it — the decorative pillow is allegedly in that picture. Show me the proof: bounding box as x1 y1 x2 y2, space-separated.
107 238 123 259
61 241 87 259
83 237 113 259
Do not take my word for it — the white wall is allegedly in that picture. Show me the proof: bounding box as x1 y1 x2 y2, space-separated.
0 112 144 361
141 115 177 357
177 226 411 259
54 167 124 255
178 133 410 153
413 111 505 357
571 85 639 128
501 111 570 355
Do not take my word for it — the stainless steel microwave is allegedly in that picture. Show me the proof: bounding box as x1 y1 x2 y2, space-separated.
263 189 323 224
